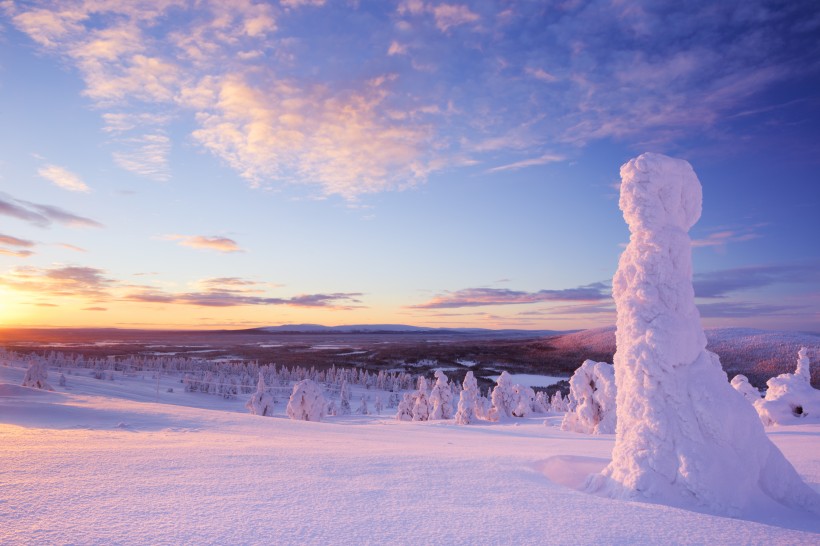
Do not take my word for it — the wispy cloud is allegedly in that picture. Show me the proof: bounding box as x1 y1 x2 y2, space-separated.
37 164 90 192
59 243 87 252
0 234 35 248
124 288 363 309
692 225 763 250
487 153 565 173
696 301 798 318
0 265 115 299
410 282 610 309
164 234 244 253
693 263 819 299
8 0 820 200
0 193 103 229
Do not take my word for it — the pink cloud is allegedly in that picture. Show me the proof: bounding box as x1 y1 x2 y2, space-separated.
165 235 244 253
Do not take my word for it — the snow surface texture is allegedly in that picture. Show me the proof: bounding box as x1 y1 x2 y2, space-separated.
286 379 327 421
1 363 819 544
587 152 820 517
756 348 820 426
561 360 616 434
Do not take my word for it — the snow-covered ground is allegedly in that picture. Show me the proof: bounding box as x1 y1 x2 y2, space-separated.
1 363 818 545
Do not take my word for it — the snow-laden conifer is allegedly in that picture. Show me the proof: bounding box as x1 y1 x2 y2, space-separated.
286 379 326 421
429 370 454 420
755 347 820 425
488 371 515 421
560 360 616 434
586 152 820 516
22 359 53 391
246 371 274 416
455 371 479 425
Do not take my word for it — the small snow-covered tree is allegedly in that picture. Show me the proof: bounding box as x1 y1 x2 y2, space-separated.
22 360 53 390
356 395 369 415
731 374 761 404
396 393 414 421
429 370 454 420
58 373 67 387
561 360 616 434
755 347 820 425
246 371 275 416
340 380 352 415
488 371 516 421
455 371 479 425
550 392 568 412
511 384 536 417
374 394 384 415
412 377 430 421
286 379 327 422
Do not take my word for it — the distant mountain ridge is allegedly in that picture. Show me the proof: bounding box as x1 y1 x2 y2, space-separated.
248 324 563 336
547 326 820 388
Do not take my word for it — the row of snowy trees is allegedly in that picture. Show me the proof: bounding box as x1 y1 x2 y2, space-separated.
397 370 568 424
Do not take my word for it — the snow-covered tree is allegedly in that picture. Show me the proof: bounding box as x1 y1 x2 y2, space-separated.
356 395 369 415
340 380 351 415
374 394 384 415
488 371 515 421
561 360 616 434
550 392 568 412
586 152 820 516
730 374 761 404
533 391 550 414
412 377 430 421
754 347 820 425
246 371 274 416
455 371 479 425
286 379 327 422
22 359 53 390
511 384 536 418
396 393 414 421
429 370 454 420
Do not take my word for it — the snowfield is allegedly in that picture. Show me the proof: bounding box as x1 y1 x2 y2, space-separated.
1 363 819 545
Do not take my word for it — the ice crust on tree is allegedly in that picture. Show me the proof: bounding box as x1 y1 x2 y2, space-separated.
286 379 326 422
488 371 516 421
755 347 820 426
586 152 820 516
22 360 53 391
561 360 616 434
246 372 274 416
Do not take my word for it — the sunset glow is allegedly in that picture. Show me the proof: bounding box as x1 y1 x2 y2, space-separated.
1 1 818 331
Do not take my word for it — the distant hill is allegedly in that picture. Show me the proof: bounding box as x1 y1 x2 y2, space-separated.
248 324 561 336
546 326 820 388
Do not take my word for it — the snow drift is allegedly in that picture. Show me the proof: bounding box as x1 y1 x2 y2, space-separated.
586 152 820 517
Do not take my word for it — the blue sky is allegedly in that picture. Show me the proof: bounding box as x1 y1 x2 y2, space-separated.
0 0 818 331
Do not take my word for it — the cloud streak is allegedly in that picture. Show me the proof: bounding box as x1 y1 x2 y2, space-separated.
0 193 103 229
410 283 610 309
38 164 90 192
693 263 819 299
164 234 244 253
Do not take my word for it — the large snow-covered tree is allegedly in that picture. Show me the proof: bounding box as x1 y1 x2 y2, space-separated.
586 153 820 516
286 379 327 422
412 377 430 421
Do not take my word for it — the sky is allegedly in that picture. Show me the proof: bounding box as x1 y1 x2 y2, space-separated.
0 0 818 332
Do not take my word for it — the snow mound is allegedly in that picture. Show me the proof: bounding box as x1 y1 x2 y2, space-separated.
587 152 820 517
561 360 616 434
755 347 820 425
